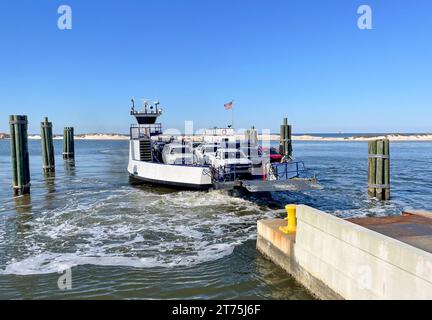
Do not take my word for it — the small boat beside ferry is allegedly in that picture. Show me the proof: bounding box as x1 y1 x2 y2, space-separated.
127 99 320 192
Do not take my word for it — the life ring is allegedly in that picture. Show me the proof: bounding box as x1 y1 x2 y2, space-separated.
222 129 227 135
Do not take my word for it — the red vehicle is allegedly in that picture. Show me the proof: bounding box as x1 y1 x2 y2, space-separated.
259 147 282 163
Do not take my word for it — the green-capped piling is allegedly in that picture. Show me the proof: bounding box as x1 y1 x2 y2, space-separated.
63 127 75 159
41 117 55 173
9 115 31 196
279 118 292 156
368 139 390 200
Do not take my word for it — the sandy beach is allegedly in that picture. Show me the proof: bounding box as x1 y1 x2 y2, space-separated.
1 133 432 141
238 134 432 142
74 134 129 140
292 134 432 142
157 133 432 142
25 134 130 140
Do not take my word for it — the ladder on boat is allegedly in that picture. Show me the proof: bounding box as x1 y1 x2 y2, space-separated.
139 139 153 162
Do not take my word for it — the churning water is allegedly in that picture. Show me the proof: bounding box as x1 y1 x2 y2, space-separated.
0 140 431 299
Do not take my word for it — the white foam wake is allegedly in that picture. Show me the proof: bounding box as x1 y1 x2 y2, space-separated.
0 188 275 275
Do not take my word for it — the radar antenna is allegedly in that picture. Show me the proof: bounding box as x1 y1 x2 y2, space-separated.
144 100 150 113
154 100 160 113
130 98 135 113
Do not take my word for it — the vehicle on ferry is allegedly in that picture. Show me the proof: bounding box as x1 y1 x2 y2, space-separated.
162 144 194 165
194 143 219 165
260 147 283 163
210 148 252 176
240 145 263 169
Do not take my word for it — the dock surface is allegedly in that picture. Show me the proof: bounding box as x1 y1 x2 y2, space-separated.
349 211 432 254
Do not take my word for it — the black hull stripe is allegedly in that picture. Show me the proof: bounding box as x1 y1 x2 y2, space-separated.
129 174 213 191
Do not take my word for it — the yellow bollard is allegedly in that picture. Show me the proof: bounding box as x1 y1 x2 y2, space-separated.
279 204 297 234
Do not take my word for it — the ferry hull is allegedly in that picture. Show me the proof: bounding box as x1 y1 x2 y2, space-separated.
128 158 213 190
129 174 211 190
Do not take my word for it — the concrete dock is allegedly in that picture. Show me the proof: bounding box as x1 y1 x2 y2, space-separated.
257 205 432 300
349 210 432 254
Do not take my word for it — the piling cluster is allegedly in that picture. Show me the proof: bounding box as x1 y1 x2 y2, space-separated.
368 139 390 200
9 115 31 197
279 118 292 156
7 114 75 197
41 117 55 173
63 127 75 159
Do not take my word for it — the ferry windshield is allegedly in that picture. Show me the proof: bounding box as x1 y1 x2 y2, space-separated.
224 152 245 159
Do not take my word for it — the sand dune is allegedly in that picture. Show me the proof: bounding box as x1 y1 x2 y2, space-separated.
74 134 129 140
232 134 432 142
171 133 432 142
291 134 432 142
1 133 432 141
27 134 129 140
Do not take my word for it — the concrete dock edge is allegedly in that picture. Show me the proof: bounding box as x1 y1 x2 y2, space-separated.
257 220 343 300
257 205 432 300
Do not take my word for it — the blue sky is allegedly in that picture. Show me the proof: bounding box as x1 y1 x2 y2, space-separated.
0 0 431 134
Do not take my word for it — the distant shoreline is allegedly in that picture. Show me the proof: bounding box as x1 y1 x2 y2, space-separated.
291 134 432 142
1 133 432 142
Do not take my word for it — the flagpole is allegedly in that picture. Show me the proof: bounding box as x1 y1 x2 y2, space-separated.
232 100 234 129
232 107 234 129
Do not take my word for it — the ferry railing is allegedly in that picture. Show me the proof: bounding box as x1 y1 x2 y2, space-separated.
269 161 314 180
211 161 315 183
211 165 252 183
130 124 162 139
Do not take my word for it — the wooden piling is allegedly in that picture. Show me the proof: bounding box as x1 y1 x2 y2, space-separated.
63 127 68 157
41 117 55 173
279 118 292 156
279 124 285 155
375 140 385 200
70 127 75 158
367 140 377 197
368 139 390 200
384 139 390 200
9 116 18 190
287 124 292 156
63 127 75 159
9 115 31 196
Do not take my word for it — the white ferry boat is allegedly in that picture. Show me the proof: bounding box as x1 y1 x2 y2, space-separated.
127 99 319 192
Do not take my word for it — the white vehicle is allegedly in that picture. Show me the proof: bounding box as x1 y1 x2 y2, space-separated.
194 144 219 165
240 146 265 168
162 144 193 165
210 148 252 175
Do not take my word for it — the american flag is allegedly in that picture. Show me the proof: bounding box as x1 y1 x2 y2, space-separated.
224 101 234 110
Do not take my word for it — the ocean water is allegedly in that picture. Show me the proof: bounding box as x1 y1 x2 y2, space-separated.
0 139 431 299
